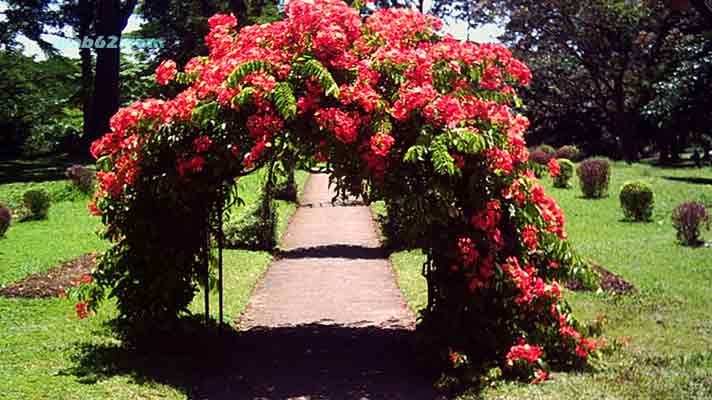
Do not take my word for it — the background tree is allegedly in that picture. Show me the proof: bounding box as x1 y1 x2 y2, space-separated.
446 0 709 161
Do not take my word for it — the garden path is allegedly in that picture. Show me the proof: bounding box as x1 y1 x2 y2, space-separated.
196 174 437 399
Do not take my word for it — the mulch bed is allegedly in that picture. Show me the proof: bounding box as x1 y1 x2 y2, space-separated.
0 253 98 299
567 263 637 295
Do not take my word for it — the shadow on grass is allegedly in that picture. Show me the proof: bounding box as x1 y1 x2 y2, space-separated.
662 176 712 186
0 154 93 184
63 322 442 399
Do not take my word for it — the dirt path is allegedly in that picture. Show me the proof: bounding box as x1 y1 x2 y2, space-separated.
200 174 437 399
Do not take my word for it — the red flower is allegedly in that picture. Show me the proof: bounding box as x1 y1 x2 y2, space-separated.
177 156 206 177
155 60 177 86
193 136 213 153
531 368 549 384
75 302 89 319
506 340 543 365
370 133 395 157
97 171 121 198
548 158 561 177
79 273 93 284
521 225 539 252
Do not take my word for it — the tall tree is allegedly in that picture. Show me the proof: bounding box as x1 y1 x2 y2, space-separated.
450 0 708 161
87 0 138 147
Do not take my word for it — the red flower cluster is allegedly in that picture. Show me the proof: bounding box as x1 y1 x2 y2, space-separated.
75 302 89 319
548 158 561 177
506 339 543 365
314 107 361 144
156 60 177 86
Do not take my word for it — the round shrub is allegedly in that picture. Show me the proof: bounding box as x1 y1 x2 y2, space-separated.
23 189 51 219
538 144 556 154
529 149 553 165
672 202 710 245
0 205 11 237
66 164 95 194
553 159 575 188
556 145 580 161
619 181 654 221
577 158 610 198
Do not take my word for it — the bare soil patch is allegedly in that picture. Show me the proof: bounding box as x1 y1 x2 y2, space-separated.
0 253 98 299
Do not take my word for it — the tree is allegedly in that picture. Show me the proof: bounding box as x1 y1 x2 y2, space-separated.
86 0 138 148
450 0 708 161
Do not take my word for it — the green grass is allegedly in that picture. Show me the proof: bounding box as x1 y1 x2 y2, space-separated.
0 166 311 399
382 161 712 399
0 183 108 286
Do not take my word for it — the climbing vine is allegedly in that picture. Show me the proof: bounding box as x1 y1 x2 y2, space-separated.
80 0 599 384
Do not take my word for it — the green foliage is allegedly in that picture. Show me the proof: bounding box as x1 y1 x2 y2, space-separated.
269 82 298 120
295 59 340 98
619 180 654 221
22 189 51 220
226 60 274 88
223 190 277 251
0 51 82 155
553 158 575 188
538 144 555 154
577 158 611 198
0 205 11 237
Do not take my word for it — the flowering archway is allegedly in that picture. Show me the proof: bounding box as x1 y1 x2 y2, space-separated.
83 0 596 383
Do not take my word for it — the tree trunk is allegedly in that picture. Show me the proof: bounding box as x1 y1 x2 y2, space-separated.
86 0 137 149
230 0 249 27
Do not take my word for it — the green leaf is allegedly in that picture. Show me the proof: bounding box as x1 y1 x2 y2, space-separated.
226 60 274 88
432 141 455 176
96 155 112 172
269 82 297 120
232 87 257 107
191 101 219 127
403 145 428 163
296 59 340 98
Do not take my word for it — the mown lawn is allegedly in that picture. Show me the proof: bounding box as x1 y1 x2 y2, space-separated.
381 161 712 399
0 166 308 399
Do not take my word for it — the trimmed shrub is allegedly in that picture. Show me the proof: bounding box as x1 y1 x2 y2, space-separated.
66 164 95 194
577 159 610 198
538 144 556 154
556 145 580 161
223 191 276 250
672 202 710 245
553 159 575 188
0 205 11 237
619 181 654 221
529 149 553 165
22 189 52 219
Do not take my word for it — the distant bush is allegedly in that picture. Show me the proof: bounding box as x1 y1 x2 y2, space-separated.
0 205 11 237
619 181 654 221
22 189 51 219
556 145 580 161
66 164 95 194
577 159 610 198
529 149 553 165
553 159 575 188
671 202 710 246
223 192 276 250
538 144 556 154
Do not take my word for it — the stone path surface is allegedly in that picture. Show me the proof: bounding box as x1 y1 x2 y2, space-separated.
195 174 437 399
239 174 414 330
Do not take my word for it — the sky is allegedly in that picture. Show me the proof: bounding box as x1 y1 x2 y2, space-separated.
0 2 501 61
